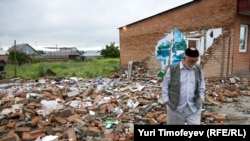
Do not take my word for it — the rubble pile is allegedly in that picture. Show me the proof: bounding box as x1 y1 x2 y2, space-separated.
0 65 249 141
202 76 250 124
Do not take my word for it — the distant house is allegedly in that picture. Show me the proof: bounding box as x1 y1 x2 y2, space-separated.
81 50 102 61
41 47 82 61
0 48 7 62
8 43 39 55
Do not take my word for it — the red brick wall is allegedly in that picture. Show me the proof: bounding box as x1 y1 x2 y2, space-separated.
201 28 233 77
232 14 250 75
119 0 250 77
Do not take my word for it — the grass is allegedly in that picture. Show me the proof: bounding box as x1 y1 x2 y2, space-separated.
4 58 120 79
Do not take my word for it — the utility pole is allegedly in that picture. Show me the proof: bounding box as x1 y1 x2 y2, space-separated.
14 40 17 77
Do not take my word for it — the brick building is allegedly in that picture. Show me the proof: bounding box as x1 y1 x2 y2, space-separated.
119 0 250 78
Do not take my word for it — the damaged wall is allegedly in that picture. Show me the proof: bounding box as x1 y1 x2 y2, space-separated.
119 0 250 77
200 28 233 77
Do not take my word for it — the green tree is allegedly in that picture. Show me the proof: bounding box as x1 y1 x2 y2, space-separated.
8 51 32 66
100 42 120 58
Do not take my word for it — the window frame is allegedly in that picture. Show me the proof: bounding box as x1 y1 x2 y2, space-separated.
239 24 248 52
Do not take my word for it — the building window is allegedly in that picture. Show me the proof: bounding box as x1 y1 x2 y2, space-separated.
239 24 248 52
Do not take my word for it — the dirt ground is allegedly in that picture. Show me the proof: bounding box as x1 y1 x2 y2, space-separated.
205 95 250 124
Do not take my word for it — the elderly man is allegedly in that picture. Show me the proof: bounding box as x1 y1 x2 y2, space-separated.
162 47 206 125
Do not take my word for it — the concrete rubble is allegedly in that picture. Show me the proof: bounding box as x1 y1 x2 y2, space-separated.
0 63 249 141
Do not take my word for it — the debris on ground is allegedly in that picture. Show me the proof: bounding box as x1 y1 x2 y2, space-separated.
0 63 249 140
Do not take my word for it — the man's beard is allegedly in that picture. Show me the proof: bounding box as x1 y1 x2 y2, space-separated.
186 64 194 69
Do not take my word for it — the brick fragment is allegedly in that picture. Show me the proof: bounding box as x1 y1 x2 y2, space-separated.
55 116 67 125
67 128 77 141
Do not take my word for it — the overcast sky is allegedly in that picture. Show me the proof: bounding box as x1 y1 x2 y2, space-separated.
0 0 192 51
